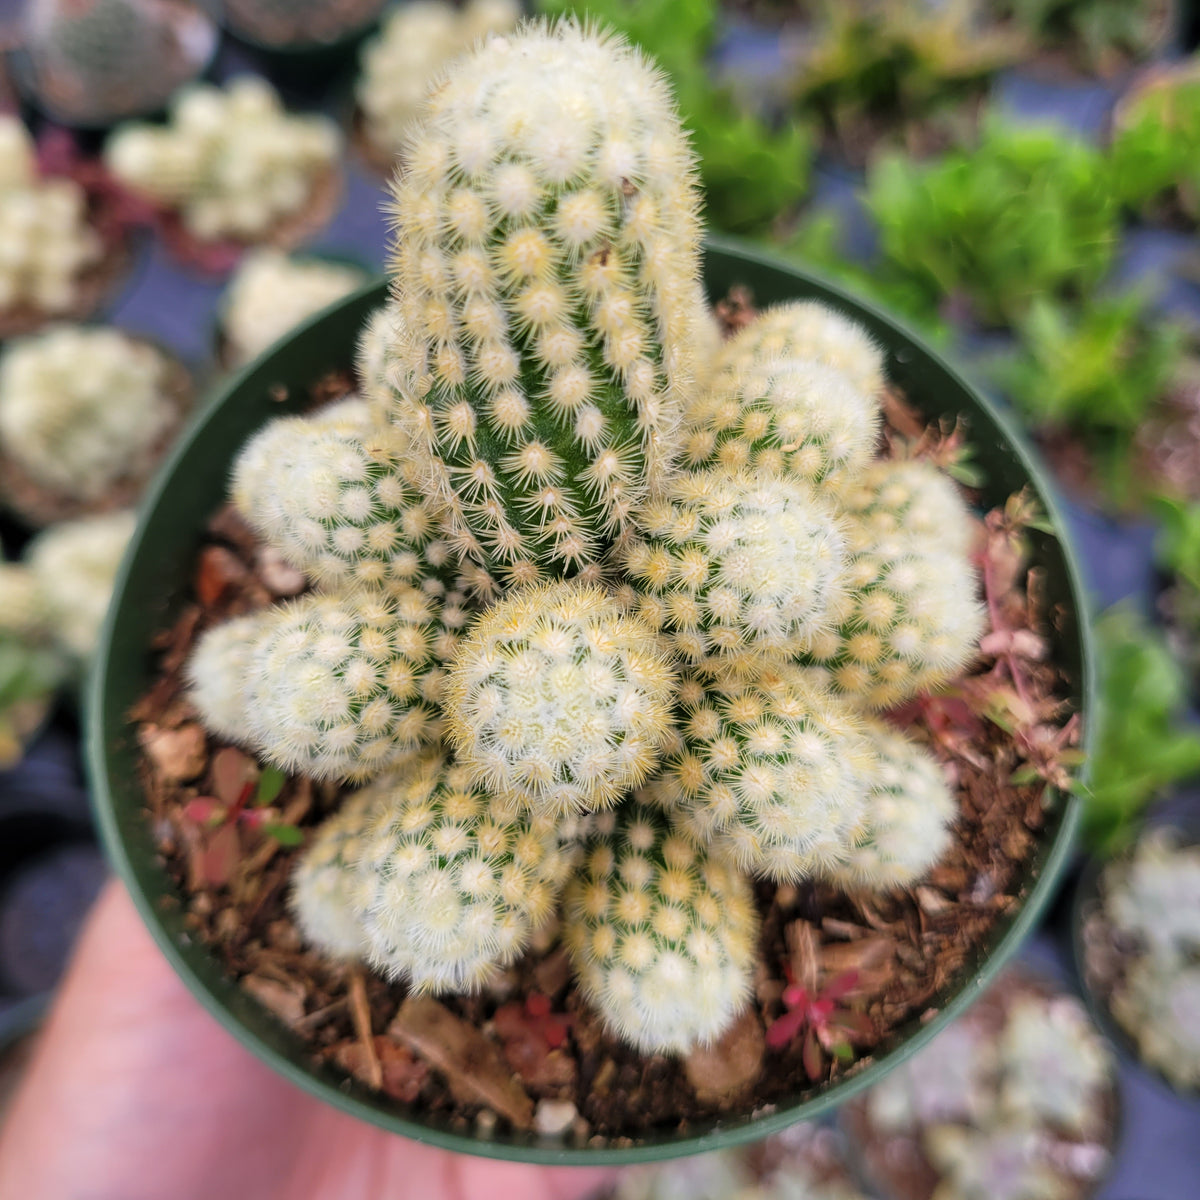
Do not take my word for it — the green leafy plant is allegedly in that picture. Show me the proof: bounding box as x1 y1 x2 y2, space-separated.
992 293 1186 504
792 0 1024 161
537 0 813 233
1083 608 1200 854
1111 61 1200 223
995 0 1171 77
866 118 1118 327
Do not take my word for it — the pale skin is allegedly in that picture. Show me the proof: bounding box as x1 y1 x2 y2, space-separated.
0 880 614 1200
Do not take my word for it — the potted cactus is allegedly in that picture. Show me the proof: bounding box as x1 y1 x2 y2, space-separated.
842 967 1119 1200
1074 823 1200 1096
215 248 370 368
90 22 1090 1160
0 326 193 527
103 77 344 275
13 0 218 127
219 0 388 54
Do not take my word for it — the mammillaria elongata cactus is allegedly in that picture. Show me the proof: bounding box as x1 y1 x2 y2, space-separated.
385 22 704 593
185 20 985 1058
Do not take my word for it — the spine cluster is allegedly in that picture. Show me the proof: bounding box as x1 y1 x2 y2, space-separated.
185 21 986 1059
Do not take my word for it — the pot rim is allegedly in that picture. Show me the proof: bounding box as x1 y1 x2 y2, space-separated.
85 234 1095 1164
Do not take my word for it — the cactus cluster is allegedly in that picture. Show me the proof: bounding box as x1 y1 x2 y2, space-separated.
1097 827 1200 1089
861 978 1114 1200
187 22 984 1057
0 326 181 506
21 0 217 124
104 78 342 243
221 250 369 366
0 115 104 317
355 0 520 164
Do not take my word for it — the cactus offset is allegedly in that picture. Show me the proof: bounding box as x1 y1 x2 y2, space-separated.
290 786 382 962
562 801 758 1054
655 664 873 882
445 580 677 813
385 20 703 593
356 748 579 991
187 613 274 743
622 470 848 665
681 356 880 486
835 458 976 558
238 587 452 781
714 300 886 399
826 720 956 892
806 532 984 709
230 410 455 592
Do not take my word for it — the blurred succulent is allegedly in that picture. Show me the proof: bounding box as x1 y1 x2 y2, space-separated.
105 78 342 244
995 0 1170 77
1111 61 1200 222
562 801 758 1053
992 293 1186 506
356 0 521 166
922 1123 1069 1200
1101 826 1200 960
445 581 677 814
866 118 1118 327
538 0 813 233
1110 955 1200 1091
222 0 387 49
221 250 369 366
21 0 217 124
24 509 137 663
998 996 1112 1135
865 1020 995 1132
0 115 104 317
790 0 1024 162
0 326 181 508
1084 608 1200 854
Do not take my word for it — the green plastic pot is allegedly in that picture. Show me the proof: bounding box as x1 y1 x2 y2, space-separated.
86 237 1095 1165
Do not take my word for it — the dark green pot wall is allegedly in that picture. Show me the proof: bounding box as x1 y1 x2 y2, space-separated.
86 238 1095 1165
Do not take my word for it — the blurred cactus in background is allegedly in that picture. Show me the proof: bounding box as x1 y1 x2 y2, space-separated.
21 0 218 124
222 0 387 49
220 249 368 366
105 77 342 246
